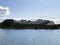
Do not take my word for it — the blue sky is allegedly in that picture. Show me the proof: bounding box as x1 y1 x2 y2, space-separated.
0 0 60 23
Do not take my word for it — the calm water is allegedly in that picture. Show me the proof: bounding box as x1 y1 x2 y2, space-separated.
0 29 60 45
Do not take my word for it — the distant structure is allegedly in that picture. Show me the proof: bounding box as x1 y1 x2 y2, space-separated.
18 19 55 25
47 21 55 25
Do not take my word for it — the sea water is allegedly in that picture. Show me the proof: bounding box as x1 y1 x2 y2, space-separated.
0 29 60 45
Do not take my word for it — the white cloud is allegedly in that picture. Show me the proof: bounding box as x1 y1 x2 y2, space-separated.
0 5 10 17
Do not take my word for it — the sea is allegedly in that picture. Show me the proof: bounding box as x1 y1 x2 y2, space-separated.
0 29 60 45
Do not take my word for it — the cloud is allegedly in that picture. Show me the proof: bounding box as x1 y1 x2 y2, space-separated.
0 5 10 17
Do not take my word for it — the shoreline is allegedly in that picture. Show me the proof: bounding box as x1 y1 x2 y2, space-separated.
0 25 60 29
0 19 60 30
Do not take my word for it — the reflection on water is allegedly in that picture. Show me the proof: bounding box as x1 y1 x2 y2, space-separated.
0 29 60 45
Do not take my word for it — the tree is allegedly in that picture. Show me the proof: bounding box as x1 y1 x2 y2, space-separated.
2 19 14 27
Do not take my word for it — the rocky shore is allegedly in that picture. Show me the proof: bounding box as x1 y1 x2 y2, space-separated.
0 19 60 29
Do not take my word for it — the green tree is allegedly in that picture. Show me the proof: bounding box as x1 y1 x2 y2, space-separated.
2 19 14 27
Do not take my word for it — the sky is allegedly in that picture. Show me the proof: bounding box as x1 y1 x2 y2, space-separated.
0 0 60 23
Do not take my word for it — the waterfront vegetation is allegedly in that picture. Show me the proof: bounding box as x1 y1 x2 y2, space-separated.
0 19 60 29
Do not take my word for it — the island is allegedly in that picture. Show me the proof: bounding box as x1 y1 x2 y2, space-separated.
0 19 60 29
